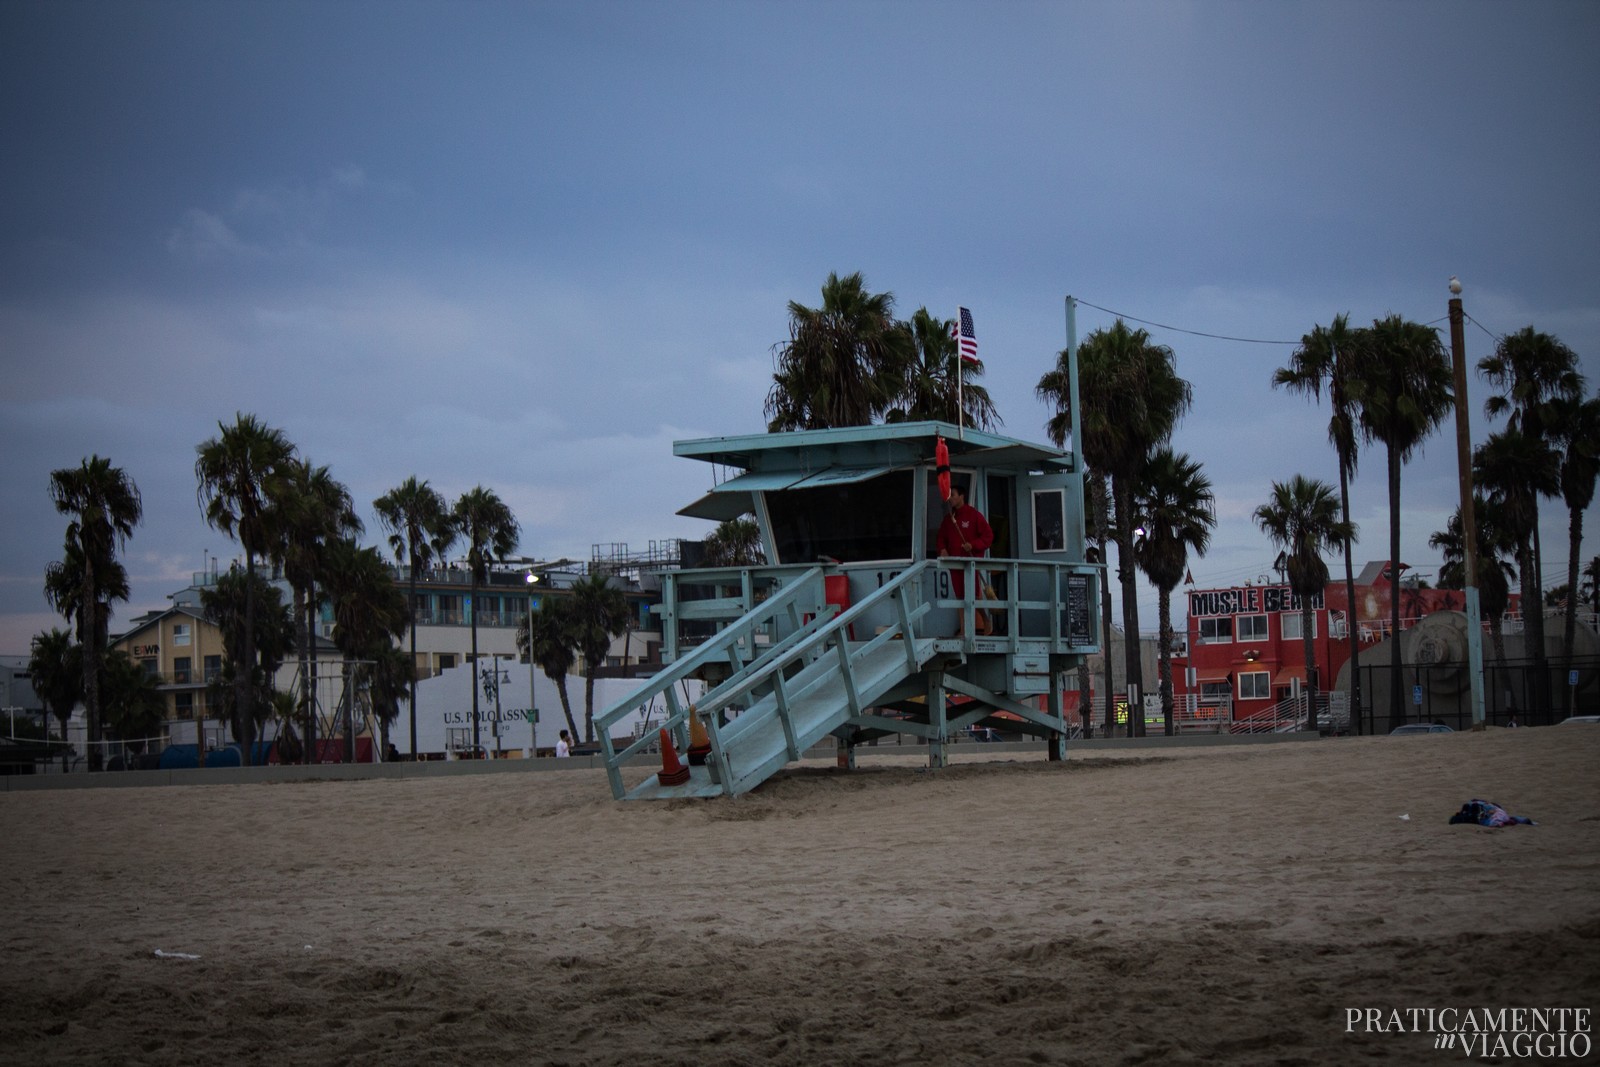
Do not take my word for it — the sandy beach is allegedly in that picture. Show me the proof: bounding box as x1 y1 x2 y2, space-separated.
2 727 1596 1065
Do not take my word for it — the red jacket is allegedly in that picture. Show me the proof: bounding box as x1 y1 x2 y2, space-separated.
938 504 993 558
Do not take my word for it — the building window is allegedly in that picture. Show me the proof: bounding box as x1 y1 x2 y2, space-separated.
173 623 191 647
1239 671 1270 700
437 595 461 624
1237 615 1268 641
204 655 222 683
1197 617 1233 644
438 653 457 671
173 656 192 684
1200 681 1232 703
1281 613 1317 641
139 657 158 677
174 692 193 719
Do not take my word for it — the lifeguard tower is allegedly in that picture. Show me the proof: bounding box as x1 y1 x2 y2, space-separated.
596 420 1102 799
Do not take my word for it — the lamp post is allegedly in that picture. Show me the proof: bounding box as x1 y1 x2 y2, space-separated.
1448 276 1488 728
525 570 541 756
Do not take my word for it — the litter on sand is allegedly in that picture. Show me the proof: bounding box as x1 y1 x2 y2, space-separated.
1448 799 1536 827
153 949 201 960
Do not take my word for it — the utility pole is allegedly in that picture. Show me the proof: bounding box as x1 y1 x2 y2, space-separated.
1447 276 1487 728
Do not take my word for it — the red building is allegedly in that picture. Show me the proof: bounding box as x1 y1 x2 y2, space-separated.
1170 561 1504 729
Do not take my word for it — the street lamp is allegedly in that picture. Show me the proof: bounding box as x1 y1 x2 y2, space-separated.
525 570 541 756
1447 276 1488 728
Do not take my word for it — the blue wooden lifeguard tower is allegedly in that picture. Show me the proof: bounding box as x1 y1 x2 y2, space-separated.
596 419 1102 799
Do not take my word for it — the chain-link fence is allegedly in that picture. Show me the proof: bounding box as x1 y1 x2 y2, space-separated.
1353 655 1600 734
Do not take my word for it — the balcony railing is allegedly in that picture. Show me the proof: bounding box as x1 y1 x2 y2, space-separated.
410 609 528 628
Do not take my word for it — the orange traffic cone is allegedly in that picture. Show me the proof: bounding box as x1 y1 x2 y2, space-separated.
686 706 712 766
657 727 691 786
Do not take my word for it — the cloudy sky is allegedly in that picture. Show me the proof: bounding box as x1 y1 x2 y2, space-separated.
3 0 1598 655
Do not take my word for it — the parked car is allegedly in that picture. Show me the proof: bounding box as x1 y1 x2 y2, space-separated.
1557 715 1600 725
1390 723 1454 735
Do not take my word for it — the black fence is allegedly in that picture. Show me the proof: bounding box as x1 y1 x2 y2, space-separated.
1353 655 1600 735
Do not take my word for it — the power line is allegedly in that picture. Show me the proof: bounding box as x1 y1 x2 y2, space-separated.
1072 298 1299 345
1070 299 1510 351
1463 312 1502 344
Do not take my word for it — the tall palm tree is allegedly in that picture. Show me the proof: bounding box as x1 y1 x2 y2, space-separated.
1273 314 1368 730
272 459 361 762
44 539 129 660
1132 447 1216 735
1133 448 1215 736
374 476 457 757
195 414 295 765
1550 393 1600 712
28 628 82 771
886 307 1001 430
1351 316 1454 722
1431 496 1517 666
47 455 142 769
520 596 581 744
1254 476 1355 732
765 271 912 431
1478 327 1583 713
1038 319 1192 736
568 574 631 742
452 486 520 755
324 539 410 761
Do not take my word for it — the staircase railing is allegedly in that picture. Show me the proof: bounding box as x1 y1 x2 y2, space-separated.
1229 693 1332 734
597 562 935 798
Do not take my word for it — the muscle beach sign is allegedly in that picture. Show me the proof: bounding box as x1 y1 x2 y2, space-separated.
1187 585 1324 617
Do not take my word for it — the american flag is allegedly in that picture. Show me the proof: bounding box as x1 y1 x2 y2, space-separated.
953 306 979 363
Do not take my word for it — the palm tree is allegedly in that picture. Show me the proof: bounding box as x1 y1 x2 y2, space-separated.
201 565 295 760
1478 327 1583 713
1431 496 1517 666
324 539 410 761
1254 476 1355 732
364 644 415 758
272 459 361 763
44 539 129 659
1273 314 1367 730
47 455 142 769
195 414 295 765
1583 556 1600 614
1133 448 1215 736
1350 316 1454 722
28 628 82 771
374 476 457 757
702 516 765 567
452 486 520 755
1474 428 1561 710
568 574 631 743
1038 319 1192 736
1550 393 1600 712
521 596 580 743
765 271 912 431
886 308 1001 430
100 650 167 755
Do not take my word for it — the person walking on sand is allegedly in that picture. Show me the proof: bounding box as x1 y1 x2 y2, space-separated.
556 730 572 757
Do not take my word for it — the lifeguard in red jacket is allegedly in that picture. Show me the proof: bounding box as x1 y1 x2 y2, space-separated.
936 485 993 600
